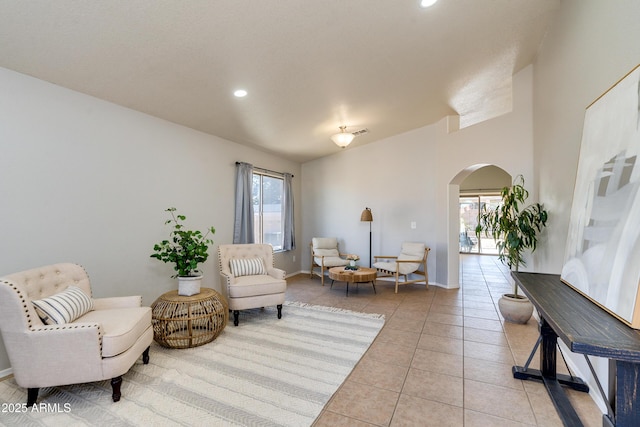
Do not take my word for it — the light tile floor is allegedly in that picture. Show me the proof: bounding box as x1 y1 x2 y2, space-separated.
285 254 604 427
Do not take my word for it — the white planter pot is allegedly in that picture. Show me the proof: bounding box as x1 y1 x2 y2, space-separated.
498 294 533 324
178 275 202 296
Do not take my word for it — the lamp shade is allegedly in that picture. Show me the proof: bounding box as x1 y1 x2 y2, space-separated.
360 207 373 222
331 126 355 148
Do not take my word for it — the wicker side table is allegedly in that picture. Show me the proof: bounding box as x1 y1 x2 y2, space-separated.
151 287 228 349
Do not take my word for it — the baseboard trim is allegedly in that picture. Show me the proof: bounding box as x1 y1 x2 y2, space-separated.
294 271 447 288
0 367 13 380
285 270 304 278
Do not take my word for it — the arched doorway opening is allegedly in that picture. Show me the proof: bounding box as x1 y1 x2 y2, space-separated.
459 166 511 254
447 165 512 288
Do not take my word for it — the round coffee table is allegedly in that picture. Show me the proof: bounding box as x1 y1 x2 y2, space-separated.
328 267 377 296
151 288 228 348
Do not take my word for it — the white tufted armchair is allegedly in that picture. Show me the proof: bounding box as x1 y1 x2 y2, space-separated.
218 244 287 326
0 263 152 406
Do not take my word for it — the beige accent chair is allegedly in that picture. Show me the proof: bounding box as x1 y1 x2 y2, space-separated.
310 237 350 286
373 242 430 293
0 263 152 406
218 244 286 326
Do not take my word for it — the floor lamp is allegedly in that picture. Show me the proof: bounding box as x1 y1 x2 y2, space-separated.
360 207 373 267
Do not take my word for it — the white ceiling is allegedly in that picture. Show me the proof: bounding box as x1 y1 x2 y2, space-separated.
0 0 560 163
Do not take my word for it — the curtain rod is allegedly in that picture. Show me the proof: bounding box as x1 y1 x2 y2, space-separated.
235 162 294 178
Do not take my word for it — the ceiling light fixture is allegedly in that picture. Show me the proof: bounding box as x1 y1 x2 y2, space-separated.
331 126 355 148
420 0 438 8
234 89 247 98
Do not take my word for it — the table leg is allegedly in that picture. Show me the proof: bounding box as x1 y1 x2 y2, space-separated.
512 318 587 426
614 360 640 426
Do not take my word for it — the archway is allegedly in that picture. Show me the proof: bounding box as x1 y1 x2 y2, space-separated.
447 164 512 288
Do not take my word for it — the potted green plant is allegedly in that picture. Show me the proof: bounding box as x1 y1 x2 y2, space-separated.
151 207 216 296
475 175 548 323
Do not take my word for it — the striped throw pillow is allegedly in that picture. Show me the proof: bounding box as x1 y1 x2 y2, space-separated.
32 285 94 325
230 258 266 277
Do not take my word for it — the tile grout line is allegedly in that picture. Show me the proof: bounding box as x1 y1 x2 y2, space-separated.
385 287 429 426
479 256 541 426
461 257 467 426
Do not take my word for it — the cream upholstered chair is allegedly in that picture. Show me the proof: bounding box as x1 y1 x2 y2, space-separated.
0 263 152 406
310 237 350 286
373 242 430 293
218 243 286 326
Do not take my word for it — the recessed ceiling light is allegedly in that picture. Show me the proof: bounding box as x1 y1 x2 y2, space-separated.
420 0 438 8
234 89 247 98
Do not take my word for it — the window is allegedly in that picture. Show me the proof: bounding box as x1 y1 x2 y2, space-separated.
252 172 284 251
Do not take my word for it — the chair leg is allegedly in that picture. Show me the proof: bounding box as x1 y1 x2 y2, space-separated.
277 304 283 319
310 246 314 278
111 376 123 402
142 346 150 364
233 310 240 326
27 388 39 407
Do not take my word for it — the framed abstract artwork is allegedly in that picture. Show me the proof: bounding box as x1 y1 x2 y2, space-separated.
562 64 640 328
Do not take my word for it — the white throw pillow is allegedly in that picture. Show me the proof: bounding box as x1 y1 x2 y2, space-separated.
230 258 266 277
399 242 426 258
32 285 94 325
313 248 340 257
312 237 339 250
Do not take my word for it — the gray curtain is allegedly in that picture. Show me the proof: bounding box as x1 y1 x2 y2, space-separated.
233 162 254 244
283 173 296 251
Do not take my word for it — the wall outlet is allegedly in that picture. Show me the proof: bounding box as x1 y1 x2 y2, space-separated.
411 221 417 229
293 255 296 262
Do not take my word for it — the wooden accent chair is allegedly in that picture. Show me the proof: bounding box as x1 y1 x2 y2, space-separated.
373 242 430 293
0 263 152 406
310 237 350 286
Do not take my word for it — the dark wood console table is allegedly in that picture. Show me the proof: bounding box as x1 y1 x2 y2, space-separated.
512 272 640 427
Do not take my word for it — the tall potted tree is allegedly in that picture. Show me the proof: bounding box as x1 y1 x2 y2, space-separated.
475 175 548 323
151 207 216 296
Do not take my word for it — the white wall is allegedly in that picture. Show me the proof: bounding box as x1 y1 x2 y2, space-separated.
534 0 640 272
533 0 640 413
0 67 302 371
301 65 535 288
460 165 511 192
302 123 440 272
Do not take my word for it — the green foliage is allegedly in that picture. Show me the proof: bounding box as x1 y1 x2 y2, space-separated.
150 207 216 278
475 175 548 295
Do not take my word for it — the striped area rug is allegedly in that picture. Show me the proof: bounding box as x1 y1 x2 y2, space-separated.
0 301 384 427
